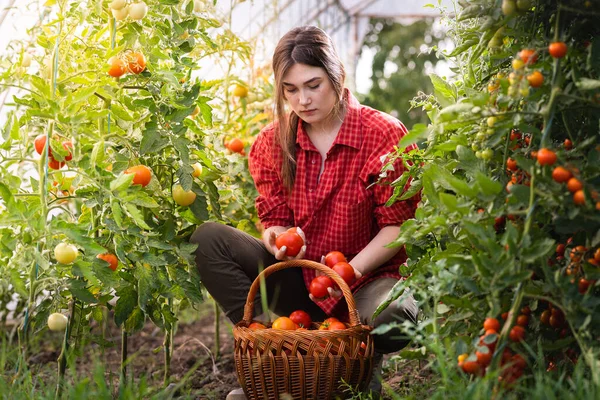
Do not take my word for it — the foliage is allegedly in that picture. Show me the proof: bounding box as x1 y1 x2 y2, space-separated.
0 0 267 386
375 0 600 396
359 18 446 129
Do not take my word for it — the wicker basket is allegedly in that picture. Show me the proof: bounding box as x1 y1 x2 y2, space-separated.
232 259 374 400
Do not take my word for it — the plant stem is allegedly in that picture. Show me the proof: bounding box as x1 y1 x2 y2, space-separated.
163 298 174 387
119 329 128 393
213 301 221 360
55 299 76 399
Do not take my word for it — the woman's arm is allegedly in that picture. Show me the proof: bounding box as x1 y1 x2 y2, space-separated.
349 225 401 276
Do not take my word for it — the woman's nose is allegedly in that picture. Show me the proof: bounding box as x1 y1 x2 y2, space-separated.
299 90 311 106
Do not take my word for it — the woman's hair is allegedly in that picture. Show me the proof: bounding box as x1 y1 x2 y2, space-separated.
272 26 346 192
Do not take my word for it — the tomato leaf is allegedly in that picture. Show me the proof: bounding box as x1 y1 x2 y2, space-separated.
520 237 555 263
125 307 145 333
110 173 135 192
123 203 152 230
114 286 137 327
68 279 97 304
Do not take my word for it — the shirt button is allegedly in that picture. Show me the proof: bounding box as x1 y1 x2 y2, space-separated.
311 160 316 164
309 189 314 192
307 240 311 245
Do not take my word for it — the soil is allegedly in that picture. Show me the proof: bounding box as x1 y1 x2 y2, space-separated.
25 304 434 399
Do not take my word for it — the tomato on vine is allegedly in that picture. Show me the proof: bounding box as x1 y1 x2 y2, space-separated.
97 253 119 271
108 57 128 78
548 41 568 58
527 71 544 88
125 165 152 187
127 51 146 74
518 49 538 64
536 148 557 166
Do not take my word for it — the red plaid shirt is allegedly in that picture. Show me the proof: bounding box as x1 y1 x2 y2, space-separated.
248 89 419 318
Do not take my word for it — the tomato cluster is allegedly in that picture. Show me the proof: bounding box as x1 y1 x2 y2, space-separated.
108 51 147 78
34 134 73 170
248 311 346 332
308 251 358 301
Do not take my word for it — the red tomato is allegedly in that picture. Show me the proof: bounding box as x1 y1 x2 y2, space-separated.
476 349 492 367
552 166 572 183
127 52 146 74
275 230 304 257
226 138 245 154
509 325 525 342
328 321 346 330
271 316 297 330
518 49 538 64
248 322 266 330
461 360 480 374
527 70 544 88
318 317 339 330
548 42 567 58
125 165 152 187
289 310 312 329
62 141 73 161
97 253 118 271
48 157 65 170
309 276 333 299
34 134 47 155
483 317 500 332
332 262 356 286
324 251 346 268
108 57 127 78
536 148 557 166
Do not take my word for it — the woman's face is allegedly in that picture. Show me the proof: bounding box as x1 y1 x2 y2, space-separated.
281 63 338 126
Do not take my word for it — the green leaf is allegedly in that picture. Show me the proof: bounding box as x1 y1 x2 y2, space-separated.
134 264 156 313
110 173 134 192
521 238 555 263
121 192 159 208
372 279 408 320
114 286 137 327
475 172 502 196
111 102 134 121
124 307 145 332
398 124 430 149
575 78 600 90
110 199 124 228
123 203 152 230
90 139 105 167
429 73 456 106
68 279 97 304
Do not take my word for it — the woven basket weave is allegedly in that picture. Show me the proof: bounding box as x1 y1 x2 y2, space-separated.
232 259 374 400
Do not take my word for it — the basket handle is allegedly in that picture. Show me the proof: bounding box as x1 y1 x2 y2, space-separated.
242 259 361 327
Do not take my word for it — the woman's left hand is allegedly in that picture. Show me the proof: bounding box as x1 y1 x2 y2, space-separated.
308 255 362 302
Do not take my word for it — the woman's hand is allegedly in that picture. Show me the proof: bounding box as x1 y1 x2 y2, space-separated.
309 255 362 302
264 226 307 261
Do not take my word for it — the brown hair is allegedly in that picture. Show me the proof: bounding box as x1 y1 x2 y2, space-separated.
272 26 346 192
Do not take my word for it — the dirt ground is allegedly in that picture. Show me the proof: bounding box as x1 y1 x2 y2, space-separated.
27 304 434 399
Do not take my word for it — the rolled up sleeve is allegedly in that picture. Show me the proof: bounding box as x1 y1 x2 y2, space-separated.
248 126 294 229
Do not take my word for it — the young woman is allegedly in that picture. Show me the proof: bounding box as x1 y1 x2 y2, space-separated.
191 25 420 399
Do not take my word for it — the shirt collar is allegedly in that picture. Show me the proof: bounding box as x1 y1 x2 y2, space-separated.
296 88 362 151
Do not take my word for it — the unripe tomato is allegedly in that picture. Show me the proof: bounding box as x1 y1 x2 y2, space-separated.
481 148 493 160
309 276 334 300
527 71 544 88
332 262 356 286
518 49 538 64
97 253 119 271
112 6 129 20
552 166 572 183
110 0 127 9
483 317 500 332
48 313 68 331
536 148 557 166
324 251 346 268
509 325 525 342
108 57 127 78
172 184 197 206
511 59 524 70
548 42 567 58
127 52 146 74
54 242 78 264
289 310 312 328
125 165 152 187
192 162 203 178
516 0 532 10
275 229 304 257
21 53 32 68
128 1 148 20
271 316 297 330
457 353 468 364
502 0 516 16
226 138 245 154
190 105 200 118
233 84 248 98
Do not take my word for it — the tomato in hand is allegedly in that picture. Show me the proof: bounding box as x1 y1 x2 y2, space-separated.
271 316 297 330
309 276 334 300
125 165 152 187
332 261 356 286
324 251 346 268
289 310 312 329
275 229 304 257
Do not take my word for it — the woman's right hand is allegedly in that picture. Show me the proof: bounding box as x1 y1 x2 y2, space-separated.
263 226 307 261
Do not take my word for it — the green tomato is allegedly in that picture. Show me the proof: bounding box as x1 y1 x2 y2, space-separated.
54 242 78 264
481 149 494 160
172 185 197 206
502 0 517 16
516 0 532 11
48 313 68 331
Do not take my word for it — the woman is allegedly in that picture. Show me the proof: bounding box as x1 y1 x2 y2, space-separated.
191 26 419 399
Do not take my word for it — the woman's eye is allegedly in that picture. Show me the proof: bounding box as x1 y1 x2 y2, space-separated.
285 88 297 93
308 84 320 90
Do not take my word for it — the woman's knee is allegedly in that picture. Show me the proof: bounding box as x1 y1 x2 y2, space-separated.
371 293 419 354
190 221 225 245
